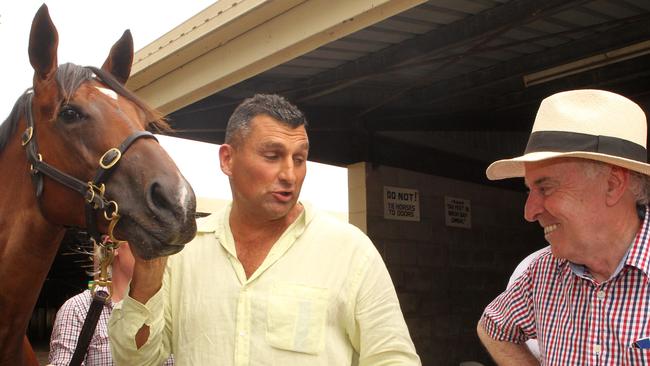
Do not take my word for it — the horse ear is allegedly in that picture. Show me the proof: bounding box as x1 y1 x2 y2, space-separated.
28 4 58 81
102 30 134 85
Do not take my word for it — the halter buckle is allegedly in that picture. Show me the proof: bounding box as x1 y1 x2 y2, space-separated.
100 148 122 169
21 127 33 146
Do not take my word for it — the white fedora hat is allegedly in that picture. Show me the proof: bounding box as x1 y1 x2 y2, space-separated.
486 89 649 180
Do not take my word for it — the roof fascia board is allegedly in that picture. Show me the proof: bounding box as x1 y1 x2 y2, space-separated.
128 0 425 114
128 0 299 90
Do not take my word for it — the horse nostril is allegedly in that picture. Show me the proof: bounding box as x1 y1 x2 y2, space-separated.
149 181 173 213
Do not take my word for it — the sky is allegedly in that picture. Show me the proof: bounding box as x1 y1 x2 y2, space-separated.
0 1 349 214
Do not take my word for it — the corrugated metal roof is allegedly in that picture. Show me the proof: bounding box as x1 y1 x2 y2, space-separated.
172 0 650 174
237 0 648 104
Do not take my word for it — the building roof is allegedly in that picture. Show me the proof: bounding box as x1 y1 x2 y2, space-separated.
130 0 650 188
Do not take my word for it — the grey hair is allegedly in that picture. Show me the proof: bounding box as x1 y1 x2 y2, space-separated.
224 94 307 147
580 159 650 205
628 171 650 205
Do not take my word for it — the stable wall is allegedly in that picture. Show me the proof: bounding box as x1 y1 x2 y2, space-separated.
349 162 546 365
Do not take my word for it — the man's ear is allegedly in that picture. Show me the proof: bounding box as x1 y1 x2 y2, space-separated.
606 166 630 206
219 144 234 177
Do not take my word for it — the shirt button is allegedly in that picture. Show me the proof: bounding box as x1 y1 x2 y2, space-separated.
597 290 606 300
594 344 602 354
239 331 246 336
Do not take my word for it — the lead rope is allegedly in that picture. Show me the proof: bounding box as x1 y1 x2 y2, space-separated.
68 237 117 366
68 291 107 366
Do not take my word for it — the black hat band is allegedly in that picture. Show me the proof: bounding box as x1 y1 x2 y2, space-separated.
525 131 647 163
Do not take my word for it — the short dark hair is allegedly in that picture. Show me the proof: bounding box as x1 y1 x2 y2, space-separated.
225 94 307 147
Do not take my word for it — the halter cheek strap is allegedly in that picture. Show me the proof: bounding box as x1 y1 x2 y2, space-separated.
21 90 158 245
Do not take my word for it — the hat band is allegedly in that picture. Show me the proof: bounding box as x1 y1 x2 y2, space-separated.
525 131 647 163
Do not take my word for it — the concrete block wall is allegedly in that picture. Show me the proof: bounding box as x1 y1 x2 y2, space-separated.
350 162 546 365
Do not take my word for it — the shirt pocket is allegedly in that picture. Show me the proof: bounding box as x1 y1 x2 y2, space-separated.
266 283 329 354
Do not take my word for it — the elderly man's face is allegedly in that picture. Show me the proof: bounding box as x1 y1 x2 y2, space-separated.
223 114 309 222
523 158 610 261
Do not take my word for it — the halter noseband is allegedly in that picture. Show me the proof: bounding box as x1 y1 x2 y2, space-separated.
20 86 157 248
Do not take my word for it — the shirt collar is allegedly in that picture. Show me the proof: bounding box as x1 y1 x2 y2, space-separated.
568 205 650 281
205 202 313 283
624 205 650 279
196 201 315 234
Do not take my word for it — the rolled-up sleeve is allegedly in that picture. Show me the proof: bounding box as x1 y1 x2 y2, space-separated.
108 284 171 366
479 270 537 344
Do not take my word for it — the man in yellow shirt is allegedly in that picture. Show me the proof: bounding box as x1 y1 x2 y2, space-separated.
108 94 420 365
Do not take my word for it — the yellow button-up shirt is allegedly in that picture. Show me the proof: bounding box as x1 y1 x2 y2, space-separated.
109 203 420 365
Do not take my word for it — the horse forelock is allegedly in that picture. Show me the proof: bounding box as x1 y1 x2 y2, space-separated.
86 66 170 133
55 63 95 103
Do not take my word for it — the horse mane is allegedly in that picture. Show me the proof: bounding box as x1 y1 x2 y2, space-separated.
0 63 170 153
0 90 31 152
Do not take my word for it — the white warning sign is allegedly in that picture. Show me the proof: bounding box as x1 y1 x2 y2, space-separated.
384 186 420 222
445 196 471 228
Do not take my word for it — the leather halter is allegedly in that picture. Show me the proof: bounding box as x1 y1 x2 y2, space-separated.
20 85 157 246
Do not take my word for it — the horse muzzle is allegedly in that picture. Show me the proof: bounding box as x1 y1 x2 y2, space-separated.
112 176 198 260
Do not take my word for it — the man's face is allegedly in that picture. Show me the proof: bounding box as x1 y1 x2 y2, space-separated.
523 159 609 261
223 114 309 222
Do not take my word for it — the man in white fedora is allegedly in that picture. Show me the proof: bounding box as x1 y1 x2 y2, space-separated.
476 89 650 365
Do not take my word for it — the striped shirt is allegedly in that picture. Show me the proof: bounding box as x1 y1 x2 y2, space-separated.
481 207 650 365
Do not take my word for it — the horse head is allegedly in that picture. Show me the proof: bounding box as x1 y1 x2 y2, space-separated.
26 4 197 259
0 5 199 363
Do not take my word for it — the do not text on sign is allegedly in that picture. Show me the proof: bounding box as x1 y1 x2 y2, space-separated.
384 186 420 222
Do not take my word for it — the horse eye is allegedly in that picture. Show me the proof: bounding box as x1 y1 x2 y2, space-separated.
58 105 83 123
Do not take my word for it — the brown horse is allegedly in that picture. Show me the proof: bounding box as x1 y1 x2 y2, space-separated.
0 5 197 365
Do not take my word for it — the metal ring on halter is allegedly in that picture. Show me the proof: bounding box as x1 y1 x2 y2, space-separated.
103 200 119 221
86 182 106 204
29 153 42 173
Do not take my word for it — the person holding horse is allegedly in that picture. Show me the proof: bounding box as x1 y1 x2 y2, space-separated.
477 89 650 365
48 243 174 365
108 94 420 365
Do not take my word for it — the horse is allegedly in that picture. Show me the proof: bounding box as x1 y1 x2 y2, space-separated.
0 5 197 365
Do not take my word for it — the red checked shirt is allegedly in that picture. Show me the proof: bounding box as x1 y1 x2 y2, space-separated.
481 207 650 365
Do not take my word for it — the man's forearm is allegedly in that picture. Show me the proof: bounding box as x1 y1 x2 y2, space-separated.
129 257 167 303
129 256 167 348
477 322 539 366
